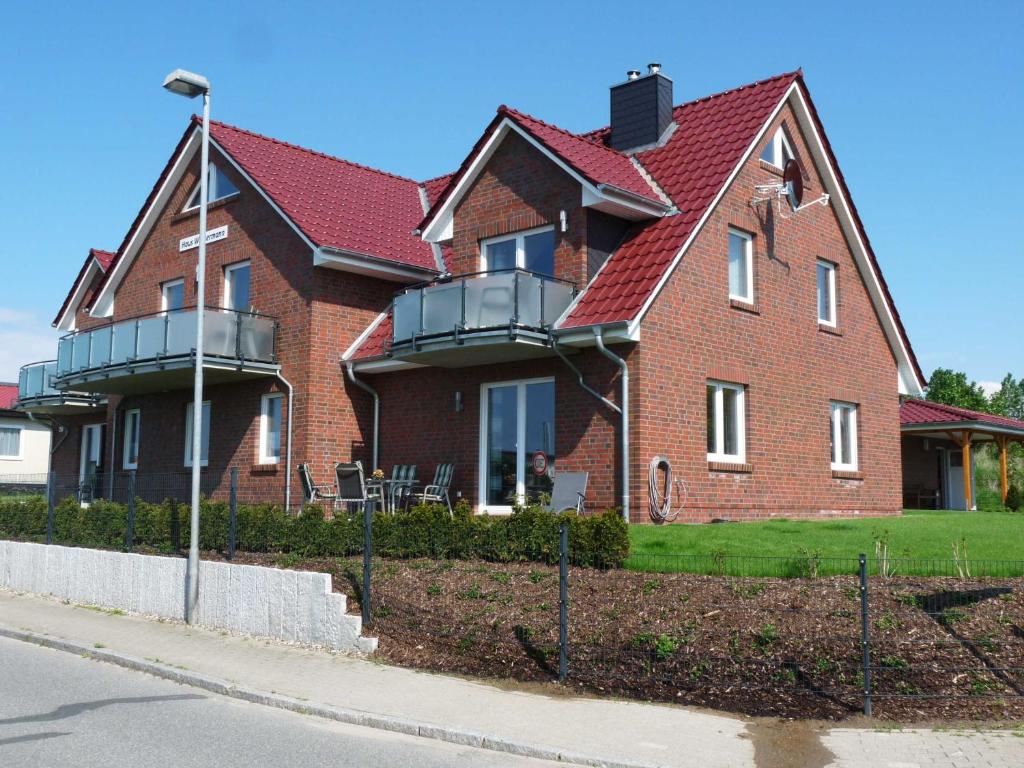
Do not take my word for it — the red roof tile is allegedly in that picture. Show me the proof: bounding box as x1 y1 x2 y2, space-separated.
205 120 438 272
52 248 116 327
900 400 1024 432
561 71 799 329
422 173 455 207
350 312 393 360
0 384 19 410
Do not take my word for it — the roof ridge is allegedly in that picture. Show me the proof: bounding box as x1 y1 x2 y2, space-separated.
500 104 633 162
577 69 803 140
420 171 455 185
195 116 424 187
911 398 989 419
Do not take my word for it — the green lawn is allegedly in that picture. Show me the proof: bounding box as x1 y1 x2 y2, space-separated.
626 510 1024 577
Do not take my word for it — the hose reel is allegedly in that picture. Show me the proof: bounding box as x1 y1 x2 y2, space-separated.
648 455 685 523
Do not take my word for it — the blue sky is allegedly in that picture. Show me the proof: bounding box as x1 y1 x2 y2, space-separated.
1 0 1020 389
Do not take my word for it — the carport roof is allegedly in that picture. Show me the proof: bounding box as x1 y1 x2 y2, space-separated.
900 399 1024 438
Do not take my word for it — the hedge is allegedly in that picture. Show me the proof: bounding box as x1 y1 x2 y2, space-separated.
0 497 629 568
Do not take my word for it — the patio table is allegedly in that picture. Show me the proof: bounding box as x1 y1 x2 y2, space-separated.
366 477 417 513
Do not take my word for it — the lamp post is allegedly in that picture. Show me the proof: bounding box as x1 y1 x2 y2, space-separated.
163 68 211 624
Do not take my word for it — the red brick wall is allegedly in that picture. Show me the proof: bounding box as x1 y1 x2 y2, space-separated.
630 105 903 523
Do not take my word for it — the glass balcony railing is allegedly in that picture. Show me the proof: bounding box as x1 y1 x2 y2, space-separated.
54 307 277 382
391 270 574 347
17 360 100 411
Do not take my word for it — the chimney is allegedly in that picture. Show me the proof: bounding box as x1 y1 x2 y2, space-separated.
609 63 673 152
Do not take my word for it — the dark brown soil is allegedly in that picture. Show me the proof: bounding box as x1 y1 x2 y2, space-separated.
221 552 1024 722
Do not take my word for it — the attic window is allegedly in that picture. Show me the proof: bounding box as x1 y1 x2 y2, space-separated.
759 127 795 168
183 163 239 211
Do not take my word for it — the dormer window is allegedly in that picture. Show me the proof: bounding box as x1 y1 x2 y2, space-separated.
183 163 240 212
480 226 555 276
759 127 795 169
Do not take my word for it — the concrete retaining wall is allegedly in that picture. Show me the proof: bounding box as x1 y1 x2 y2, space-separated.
0 541 376 653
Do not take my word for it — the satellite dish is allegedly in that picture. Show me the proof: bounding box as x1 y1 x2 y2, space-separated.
783 159 803 210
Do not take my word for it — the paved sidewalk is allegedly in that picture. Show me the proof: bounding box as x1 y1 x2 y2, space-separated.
1 588 1020 767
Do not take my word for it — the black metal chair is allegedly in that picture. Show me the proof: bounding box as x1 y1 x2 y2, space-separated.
544 471 588 515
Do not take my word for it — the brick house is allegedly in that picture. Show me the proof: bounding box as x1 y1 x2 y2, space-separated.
16 67 924 521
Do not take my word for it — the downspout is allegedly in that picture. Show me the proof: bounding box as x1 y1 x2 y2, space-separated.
275 372 294 511
345 362 380 471
108 404 118 498
593 328 630 524
552 337 621 415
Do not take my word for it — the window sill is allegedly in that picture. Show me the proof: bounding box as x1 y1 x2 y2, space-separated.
759 159 784 176
832 469 863 480
708 461 753 474
252 463 279 473
172 193 240 223
818 323 843 336
729 298 759 315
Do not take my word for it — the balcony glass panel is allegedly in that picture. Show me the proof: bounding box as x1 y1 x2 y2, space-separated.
57 338 72 376
111 322 137 365
166 311 198 356
136 316 167 359
71 334 91 371
516 274 543 327
89 326 113 368
421 283 463 335
238 315 275 360
203 311 237 357
464 273 516 329
543 281 573 326
393 291 422 342
18 362 64 400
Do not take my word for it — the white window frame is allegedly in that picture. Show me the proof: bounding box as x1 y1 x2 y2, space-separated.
480 225 555 273
706 380 746 464
478 376 555 514
817 260 837 326
728 228 754 304
259 393 284 465
0 425 24 460
830 401 859 471
182 162 239 212
122 409 141 470
762 127 795 168
79 423 104 483
223 261 251 311
161 278 185 313
184 400 211 468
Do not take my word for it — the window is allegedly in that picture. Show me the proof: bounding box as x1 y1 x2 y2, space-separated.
123 409 141 469
0 426 22 459
728 228 753 303
479 378 555 511
80 424 104 482
259 394 284 464
184 401 211 467
161 279 185 313
481 226 555 276
759 127 795 168
706 381 746 463
830 401 858 471
224 261 251 312
816 260 836 326
183 163 240 211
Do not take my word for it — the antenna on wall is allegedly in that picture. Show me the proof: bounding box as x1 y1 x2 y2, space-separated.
752 159 830 218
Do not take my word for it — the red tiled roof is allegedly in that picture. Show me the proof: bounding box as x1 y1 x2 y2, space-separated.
422 173 455 207
350 312 393 360
52 248 116 327
205 120 438 272
900 399 1024 432
0 384 19 410
561 71 799 328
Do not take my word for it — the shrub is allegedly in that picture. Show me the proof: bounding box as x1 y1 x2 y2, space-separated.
1006 484 1023 512
0 496 630 568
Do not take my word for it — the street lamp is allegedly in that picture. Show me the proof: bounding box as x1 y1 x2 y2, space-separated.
163 67 211 624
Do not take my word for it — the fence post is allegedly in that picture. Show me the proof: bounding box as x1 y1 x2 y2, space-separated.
227 467 238 561
46 470 55 545
859 553 872 717
170 499 181 552
362 500 373 628
559 521 569 682
125 471 137 552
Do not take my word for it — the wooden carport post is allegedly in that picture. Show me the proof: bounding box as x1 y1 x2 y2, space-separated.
946 430 974 511
996 434 1010 504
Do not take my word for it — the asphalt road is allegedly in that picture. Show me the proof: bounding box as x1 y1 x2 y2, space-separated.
0 636 562 767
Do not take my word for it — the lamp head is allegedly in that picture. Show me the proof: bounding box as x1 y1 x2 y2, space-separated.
162 69 210 98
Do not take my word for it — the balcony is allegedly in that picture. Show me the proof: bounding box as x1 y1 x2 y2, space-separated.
17 361 103 414
390 270 574 366
53 307 279 395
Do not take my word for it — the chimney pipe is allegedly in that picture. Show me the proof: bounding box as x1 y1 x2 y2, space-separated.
610 64 674 152
626 69 641 81
647 62 661 75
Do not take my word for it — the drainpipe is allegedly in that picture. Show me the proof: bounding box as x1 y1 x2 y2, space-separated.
275 372 295 511
552 337 621 415
593 328 630 524
345 362 380 471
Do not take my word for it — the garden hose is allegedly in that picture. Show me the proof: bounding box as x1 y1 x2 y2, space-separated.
648 455 682 522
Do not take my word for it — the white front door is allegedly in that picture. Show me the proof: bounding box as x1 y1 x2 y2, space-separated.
945 449 976 511
479 378 555 512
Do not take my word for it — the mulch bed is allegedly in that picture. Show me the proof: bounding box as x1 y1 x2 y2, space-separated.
223 552 1024 722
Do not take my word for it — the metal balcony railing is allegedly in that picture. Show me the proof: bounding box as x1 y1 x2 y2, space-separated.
391 269 575 346
18 361 63 400
54 307 278 381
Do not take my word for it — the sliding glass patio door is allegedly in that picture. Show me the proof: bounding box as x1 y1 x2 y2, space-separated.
480 378 555 512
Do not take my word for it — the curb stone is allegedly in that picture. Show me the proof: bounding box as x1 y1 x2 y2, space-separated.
0 626 658 768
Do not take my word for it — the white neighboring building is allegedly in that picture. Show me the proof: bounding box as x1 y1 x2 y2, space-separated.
1 384 51 486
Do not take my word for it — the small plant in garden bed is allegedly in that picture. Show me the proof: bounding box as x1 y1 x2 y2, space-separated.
753 623 779 652
873 612 899 631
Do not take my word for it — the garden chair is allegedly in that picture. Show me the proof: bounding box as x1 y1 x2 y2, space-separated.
409 462 455 514
388 464 417 512
544 471 588 515
297 463 336 505
334 461 381 513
